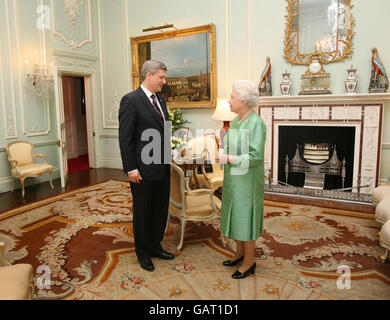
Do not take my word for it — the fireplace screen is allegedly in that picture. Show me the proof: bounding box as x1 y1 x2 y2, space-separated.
278 126 355 191
285 142 345 190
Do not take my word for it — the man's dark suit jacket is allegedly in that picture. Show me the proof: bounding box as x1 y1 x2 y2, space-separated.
118 87 171 180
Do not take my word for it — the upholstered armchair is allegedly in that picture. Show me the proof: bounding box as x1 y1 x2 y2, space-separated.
6 141 54 198
168 163 225 252
0 242 34 300
187 135 224 190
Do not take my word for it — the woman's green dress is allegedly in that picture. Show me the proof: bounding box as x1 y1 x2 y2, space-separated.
220 112 266 241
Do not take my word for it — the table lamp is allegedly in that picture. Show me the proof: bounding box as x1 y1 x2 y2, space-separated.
211 98 236 148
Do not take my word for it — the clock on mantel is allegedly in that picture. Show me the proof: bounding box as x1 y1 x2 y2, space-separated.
299 54 331 95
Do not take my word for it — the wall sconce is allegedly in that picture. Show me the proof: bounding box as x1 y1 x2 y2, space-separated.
25 50 54 100
211 98 236 147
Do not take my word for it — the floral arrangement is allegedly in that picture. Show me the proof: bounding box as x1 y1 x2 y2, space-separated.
169 108 190 150
171 136 183 150
168 108 190 134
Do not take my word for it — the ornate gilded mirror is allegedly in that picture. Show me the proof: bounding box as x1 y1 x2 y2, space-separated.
284 0 354 65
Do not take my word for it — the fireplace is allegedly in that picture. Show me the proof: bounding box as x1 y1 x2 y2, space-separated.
258 94 387 197
278 125 355 190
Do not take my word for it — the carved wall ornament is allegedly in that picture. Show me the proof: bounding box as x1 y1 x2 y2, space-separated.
64 0 84 30
51 0 92 49
108 95 120 124
54 57 92 69
7 117 16 138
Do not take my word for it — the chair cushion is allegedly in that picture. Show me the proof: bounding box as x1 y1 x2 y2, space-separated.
0 264 33 300
375 198 390 224
15 163 53 177
372 185 390 204
379 220 390 250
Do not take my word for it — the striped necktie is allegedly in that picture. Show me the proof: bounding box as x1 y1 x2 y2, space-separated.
151 94 164 123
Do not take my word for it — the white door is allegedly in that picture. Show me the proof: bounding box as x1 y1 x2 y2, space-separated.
54 68 68 188
62 77 79 159
83 76 95 168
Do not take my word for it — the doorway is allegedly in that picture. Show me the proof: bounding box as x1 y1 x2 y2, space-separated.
62 76 90 175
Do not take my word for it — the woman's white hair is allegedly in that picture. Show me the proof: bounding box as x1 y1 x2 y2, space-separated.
232 80 260 108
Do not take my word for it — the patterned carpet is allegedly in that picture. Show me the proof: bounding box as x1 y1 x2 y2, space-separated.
0 180 389 300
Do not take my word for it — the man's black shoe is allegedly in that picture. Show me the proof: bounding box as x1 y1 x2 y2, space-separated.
139 257 155 271
151 249 175 260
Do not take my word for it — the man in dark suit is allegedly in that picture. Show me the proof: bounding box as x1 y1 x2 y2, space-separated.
119 60 174 272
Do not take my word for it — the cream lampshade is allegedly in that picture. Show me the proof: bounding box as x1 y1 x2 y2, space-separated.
211 98 236 147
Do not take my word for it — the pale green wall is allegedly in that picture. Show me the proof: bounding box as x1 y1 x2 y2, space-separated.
0 0 104 192
1 0 389 194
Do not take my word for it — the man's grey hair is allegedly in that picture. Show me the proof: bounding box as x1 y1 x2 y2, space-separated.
140 60 167 81
232 80 260 108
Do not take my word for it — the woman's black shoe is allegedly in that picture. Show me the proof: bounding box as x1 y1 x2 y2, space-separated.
231 262 256 279
222 256 244 266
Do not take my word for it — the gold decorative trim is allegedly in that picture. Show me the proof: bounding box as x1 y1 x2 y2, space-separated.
130 24 217 109
284 0 355 65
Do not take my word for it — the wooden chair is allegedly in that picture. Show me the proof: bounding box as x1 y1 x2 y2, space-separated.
0 242 34 300
6 141 54 198
168 163 225 252
187 135 224 190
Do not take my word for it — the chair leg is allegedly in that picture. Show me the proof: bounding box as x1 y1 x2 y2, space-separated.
49 170 54 189
164 214 171 235
380 249 389 263
220 231 227 247
177 218 187 253
21 178 25 198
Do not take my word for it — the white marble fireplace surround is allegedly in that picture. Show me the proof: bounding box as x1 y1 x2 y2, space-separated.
257 94 390 194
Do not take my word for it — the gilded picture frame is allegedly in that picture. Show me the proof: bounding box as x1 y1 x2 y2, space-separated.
284 0 355 65
131 24 217 109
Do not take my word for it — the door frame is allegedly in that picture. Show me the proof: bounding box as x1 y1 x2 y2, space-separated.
54 67 96 188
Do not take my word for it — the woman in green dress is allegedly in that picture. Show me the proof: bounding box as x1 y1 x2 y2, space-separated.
216 80 266 279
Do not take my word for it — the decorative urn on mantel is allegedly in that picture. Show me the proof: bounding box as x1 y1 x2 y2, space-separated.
280 70 292 96
345 65 359 94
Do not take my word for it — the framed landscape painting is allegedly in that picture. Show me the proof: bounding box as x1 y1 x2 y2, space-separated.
130 24 216 109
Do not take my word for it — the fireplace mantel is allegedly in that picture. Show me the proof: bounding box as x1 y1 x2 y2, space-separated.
257 93 389 194
259 93 390 105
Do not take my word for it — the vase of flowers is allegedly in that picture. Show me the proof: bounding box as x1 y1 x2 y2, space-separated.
168 108 190 134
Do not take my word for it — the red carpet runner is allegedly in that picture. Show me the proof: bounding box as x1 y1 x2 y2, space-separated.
67 154 90 174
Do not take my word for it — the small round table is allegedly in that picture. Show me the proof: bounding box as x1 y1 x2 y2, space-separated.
173 154 204 189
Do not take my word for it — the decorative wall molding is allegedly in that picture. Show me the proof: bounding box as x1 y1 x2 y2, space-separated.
0 167 60 193
124 0 131 92
106 93 120 127
52 49 98 61
383 143 390 150
64 0 84 29
97 156 122 169
97 0 123 129
1 0 18 139
51 0 92 49
99 134 118 139
11 0 51 137
259 93 390 105
53 49 97 70
0 139 58 152
54 57 92 69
